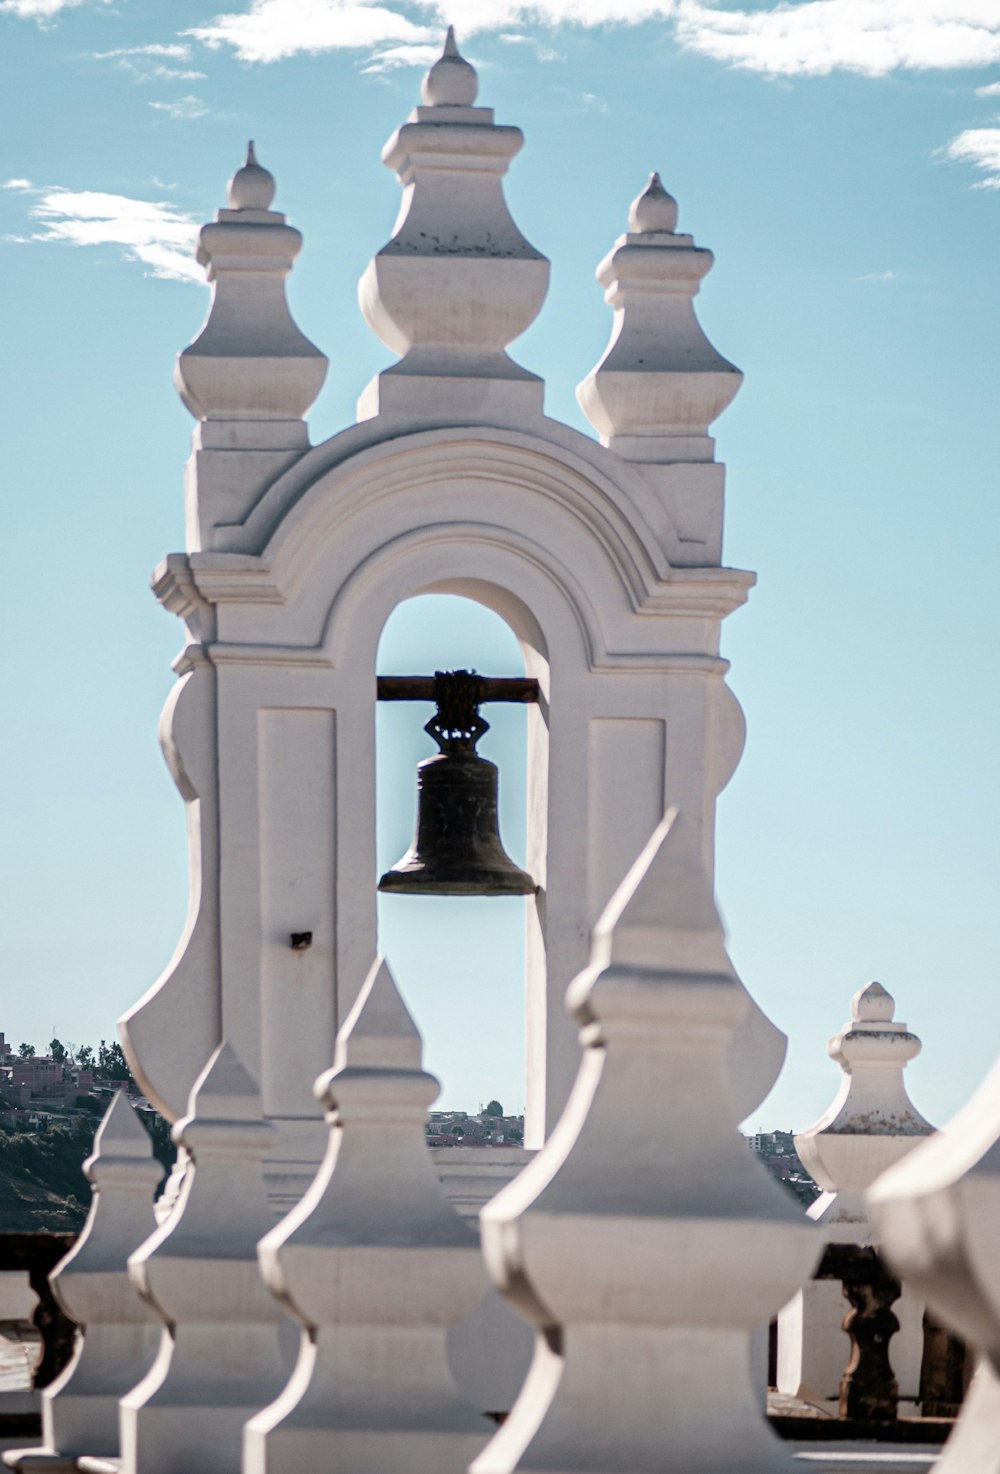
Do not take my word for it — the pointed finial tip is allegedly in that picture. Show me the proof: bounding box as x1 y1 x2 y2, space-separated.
853 980 895 1024
422 25 478 107
628 170 678 235
227 138 276 211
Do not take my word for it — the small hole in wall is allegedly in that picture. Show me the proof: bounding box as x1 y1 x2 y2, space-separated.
376 594 528 1124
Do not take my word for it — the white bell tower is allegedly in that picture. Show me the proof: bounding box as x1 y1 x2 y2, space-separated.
121 34 783 1196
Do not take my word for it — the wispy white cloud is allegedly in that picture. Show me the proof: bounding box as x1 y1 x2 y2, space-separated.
148 94 210 119
361 40 440 73
673 0 1000 79
859 269 898 281
944 126 1000 186
0 0 111 18
92 43 195 60
3 178 35 191
975 79 1000 94
180 0 1000 78
90 41 207 81
141 63 209 79
497 29 562 60
186 0 434 63
7 184 203 282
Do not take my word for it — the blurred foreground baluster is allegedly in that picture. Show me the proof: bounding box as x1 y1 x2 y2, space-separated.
245 957 491 1474
473 809 820 1474
871 1050 1000 1472
5 1093 162 1473
101 1044 288 1474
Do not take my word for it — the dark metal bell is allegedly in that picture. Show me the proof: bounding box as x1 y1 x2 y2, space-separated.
378 670 536 897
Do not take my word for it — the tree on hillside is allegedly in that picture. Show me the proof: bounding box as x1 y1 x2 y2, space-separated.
17 1043 34 1059
49 1039 68 1063
96 1040 131 1082
485 1099 503 1117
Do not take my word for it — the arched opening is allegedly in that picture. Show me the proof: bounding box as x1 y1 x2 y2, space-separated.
376 594 531 1127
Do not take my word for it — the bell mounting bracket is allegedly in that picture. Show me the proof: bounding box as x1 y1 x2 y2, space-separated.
377 672 539 757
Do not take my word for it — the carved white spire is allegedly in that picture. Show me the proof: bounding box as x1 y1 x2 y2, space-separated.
246 957 490 1474
12 1093 163 1466
777 983 935 1412
575 172 742 568
473 811 818 1474
121 1043 288 1474
175 143 327 448
577 171 742 461
357 31 549 429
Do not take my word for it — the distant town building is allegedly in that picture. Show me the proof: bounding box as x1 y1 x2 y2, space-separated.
745 1131 820 1208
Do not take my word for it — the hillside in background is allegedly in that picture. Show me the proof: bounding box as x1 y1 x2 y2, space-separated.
0 1039 173 1233
0 1120 96 1232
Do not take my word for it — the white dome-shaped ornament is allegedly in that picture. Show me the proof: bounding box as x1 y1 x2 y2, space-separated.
422 26 478 107
628 171 678 234
227 141 276 212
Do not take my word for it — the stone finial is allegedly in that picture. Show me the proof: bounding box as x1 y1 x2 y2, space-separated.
473 811 818 1474
577 170 742 462
174 143 327 451
246 957 490 1474
227 141 276 211
121 1043 288 1474
871 1054 1000 1462
853 979 894 1023
9 1093 164 1465
777 984 935 1412
356 34 549 430
422 26 478 106
628 172 678 234
796 981 934 1203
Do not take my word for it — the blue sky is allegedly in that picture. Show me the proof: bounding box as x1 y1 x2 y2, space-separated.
2 0 999 1134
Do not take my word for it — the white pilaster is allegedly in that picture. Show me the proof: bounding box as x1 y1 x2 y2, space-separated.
120 1043 288 1474
778 982 934 1410
473 809 819 1474
245 956 491 1474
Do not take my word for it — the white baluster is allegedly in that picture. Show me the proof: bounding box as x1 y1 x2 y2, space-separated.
245 956 491 1474
871 1050 1000 1469
473 809 819 1474
116 1043 289 1474
4 1094 162 1472
779 981 934 1410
